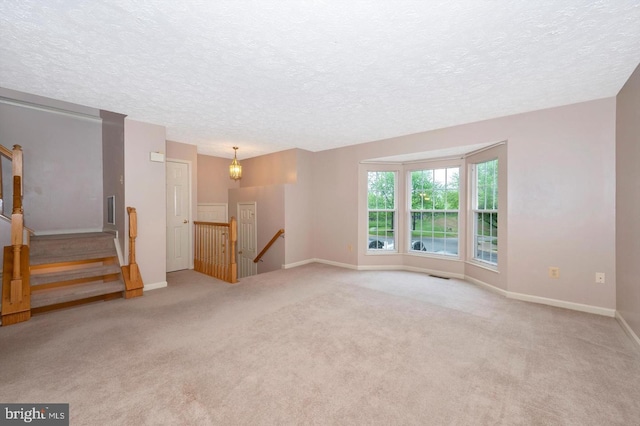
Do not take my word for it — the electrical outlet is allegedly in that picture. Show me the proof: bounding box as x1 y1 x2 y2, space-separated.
595 272 605 284
549 267 560 279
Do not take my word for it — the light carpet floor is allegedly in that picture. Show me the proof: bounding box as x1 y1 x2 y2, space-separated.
0 263 639 425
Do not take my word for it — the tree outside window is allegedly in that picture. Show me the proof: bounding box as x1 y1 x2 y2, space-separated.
409 167 459 256
367 171 396 251
473 159 498 264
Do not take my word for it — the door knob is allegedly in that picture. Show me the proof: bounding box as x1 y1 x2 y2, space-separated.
183 219 188 224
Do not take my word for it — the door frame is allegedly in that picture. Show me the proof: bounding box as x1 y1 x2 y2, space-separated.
166 158 193 270
237 201 257 278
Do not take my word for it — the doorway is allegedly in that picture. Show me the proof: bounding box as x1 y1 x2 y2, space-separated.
166 160 191 272
237 202 257 278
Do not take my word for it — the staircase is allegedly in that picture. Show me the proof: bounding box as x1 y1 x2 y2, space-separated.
29 232 125 313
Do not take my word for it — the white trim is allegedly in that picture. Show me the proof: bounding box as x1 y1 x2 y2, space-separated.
615 311 640 348
465 275 509 297
282 258 316 269
465 260 500 273
313 258 359 270
34 227 103 236
0 96 102 122
467 275 614 317
508 292 614 317
463 141 506 158
144 281 168 291
113 236 124 266
357 264 406 271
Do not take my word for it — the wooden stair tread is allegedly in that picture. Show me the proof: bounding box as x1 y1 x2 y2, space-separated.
31 279 125 309
31 264 122 286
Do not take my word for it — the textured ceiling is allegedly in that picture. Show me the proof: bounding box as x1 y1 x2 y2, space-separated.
1 1 639 159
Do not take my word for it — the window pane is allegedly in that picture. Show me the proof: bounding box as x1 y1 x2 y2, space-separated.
445 189 459 210
442 212 459 255
409 166 460 257
446 168 459 189
368 211 395 250
368 171 396 251
476 159 498 211
473 158 498 265
368 171 395 209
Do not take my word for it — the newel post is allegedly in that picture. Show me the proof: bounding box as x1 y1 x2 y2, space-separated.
2 145 31 326
121 207 144 298
229 217 238 283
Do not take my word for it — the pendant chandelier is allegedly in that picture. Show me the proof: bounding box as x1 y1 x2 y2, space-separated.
229 146 242 180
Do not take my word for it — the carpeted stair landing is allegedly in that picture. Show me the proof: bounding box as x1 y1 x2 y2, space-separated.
29 232 125 313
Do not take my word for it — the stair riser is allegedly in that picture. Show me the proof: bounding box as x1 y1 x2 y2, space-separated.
31 273 122 291
31 258 119 281
31 292 122 315
29 233 116 260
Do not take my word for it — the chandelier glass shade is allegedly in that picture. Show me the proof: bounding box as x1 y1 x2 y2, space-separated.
229 146 242 180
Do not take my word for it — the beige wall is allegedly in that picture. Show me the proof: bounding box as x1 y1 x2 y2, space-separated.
616 63 640 339
125 119 167 288
0 88 103 234
101 110 126 253
240 149 297 187
313 98 616 311
284 149 315 266
197 154 240 204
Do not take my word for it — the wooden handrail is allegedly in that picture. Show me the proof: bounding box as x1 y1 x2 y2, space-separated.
0 144 12 159
0 144 15 216
254 229 284 263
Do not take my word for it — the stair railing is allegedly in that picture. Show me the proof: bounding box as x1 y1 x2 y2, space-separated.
254 229 284 264
121 207 144 298
2 144 31 326
0 144 11 216
194 217 237 283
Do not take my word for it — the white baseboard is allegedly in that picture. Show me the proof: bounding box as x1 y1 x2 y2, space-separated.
397 265 465 279
465 276 509 297
312 258 359 270
282 259 317 269
616 311 640 348
508 292 615 317
357 264 405 271
144 281 168 291
467 275 615 317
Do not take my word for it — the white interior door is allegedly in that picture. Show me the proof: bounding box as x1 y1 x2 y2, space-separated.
166 161 190 272
238 202 257 278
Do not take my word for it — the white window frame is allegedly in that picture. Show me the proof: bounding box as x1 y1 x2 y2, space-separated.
366 170 398 253
471 158 498 266
407 166 461 258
